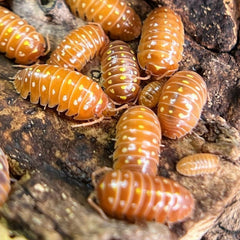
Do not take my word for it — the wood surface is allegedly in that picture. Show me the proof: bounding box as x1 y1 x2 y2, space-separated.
0 0 239 239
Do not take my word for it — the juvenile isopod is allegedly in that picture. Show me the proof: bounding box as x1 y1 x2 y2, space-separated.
138 80 165 109
65 0 142 41
137 7 184 78
88 169 194 223
0 148 10 206
157 71 207 139
47 24 109 71
113 105 161 176
14 64 113 123
101 40 141 104
176 153 220 176
0 6 46 64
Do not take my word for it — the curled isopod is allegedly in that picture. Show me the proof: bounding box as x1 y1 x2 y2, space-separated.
176 153 220 176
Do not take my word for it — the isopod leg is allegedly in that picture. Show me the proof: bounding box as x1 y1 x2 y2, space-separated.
88 192 109 221
107 104 128 115
136 74 151 81
43 34 51 56
12 64 29 68
71 116 105 128
154 70 173 80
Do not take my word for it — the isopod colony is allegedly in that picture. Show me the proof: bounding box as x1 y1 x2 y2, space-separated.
0 0 222 228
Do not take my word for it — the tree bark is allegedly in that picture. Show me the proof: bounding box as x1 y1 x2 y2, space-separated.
0 0 240 239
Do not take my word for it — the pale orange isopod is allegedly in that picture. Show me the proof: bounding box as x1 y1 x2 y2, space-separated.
176 153 220 176
14 64 111 122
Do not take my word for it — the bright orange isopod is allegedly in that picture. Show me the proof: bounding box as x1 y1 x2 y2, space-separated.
0 6 46 64
157 71 207 139
88 169 194 223
65 0 142 41
14 64 111 122
47 24 109 71
113 105 162 176
138 6 184 78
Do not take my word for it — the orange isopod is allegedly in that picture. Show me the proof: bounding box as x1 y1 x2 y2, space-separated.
176 153 220 176
157 71 207 139
113 105 161 176
0 6 46 64
138 80 165 109
14 64 111 121
65 0 142 41
0 148 11 206
89 169 194 223
47 24 109 71
101 40 140 104
137 6 184 78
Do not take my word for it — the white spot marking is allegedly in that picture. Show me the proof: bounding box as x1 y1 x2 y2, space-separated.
42 85 46 92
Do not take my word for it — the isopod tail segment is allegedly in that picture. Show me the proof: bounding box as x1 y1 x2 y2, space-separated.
10 34 50 68
89 169 195 223
88 167 113 220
